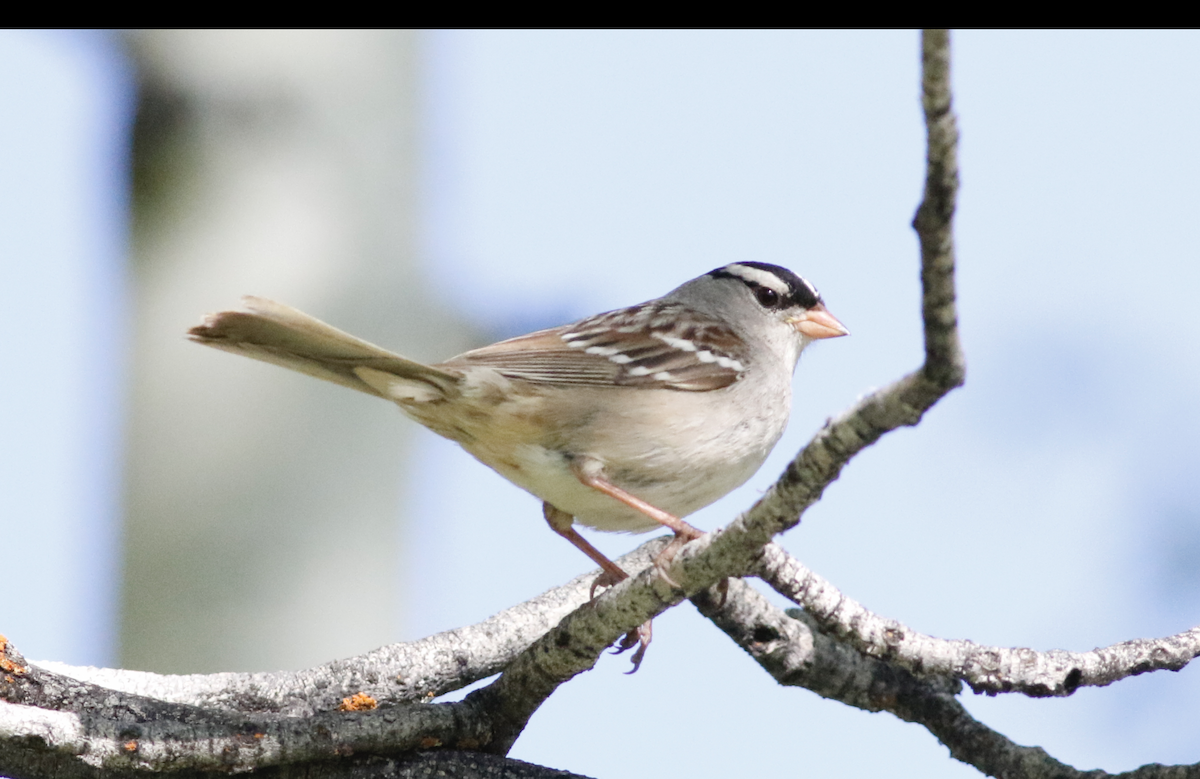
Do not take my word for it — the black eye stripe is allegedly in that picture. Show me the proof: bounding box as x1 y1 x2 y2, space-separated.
708 262 821 309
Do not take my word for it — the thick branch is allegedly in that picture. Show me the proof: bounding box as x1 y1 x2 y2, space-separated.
694 579 1200 779
30 559 602 716
0 634 499 777
0 543 668 777
756 543 1200 696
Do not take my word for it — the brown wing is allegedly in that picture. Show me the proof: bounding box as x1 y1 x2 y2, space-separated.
440 302 749 392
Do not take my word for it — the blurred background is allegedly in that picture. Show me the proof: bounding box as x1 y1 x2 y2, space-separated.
2 29 1198 777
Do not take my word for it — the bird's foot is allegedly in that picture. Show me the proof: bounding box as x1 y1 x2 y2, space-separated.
589 567 629 599
713 576 730 608
612 619 652 673
651 526 704 588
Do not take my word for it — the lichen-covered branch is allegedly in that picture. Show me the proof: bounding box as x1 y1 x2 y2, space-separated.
756 542 1200 697
0 544 664 779
31 557 606 716
694 579 1200 779
0 541 684 776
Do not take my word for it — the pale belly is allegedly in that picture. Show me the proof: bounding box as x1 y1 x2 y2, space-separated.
461 393 786 532
484 442 771 532
399 371 792 533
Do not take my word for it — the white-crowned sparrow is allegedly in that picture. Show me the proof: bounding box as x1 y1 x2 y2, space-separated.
189 262 847 664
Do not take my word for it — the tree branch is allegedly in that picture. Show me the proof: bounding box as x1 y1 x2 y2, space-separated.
29 555 610 716
0 632 504 777
755 542 1200 697
0 544 666 778
694 578 1200 779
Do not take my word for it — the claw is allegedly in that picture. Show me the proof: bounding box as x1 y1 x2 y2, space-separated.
612 620 652 673
543 487 700 674
589 568 628 599
650 528 703 589
713 577 730 608
653 559 683 589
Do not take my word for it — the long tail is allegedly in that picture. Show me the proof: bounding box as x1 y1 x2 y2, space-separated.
188 296 461 401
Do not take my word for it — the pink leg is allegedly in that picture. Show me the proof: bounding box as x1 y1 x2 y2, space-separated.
568 457 703 585
543 501 653 672
569 459 703 541
543 503 629 598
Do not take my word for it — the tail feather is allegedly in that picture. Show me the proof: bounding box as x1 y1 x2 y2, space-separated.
188 296 460 400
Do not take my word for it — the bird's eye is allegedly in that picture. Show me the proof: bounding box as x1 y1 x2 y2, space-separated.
754 286 781 308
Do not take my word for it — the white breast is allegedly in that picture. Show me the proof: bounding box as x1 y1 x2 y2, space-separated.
399 365 793 534
471 383 790 533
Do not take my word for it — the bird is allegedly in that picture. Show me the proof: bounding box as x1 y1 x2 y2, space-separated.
188 262 848 668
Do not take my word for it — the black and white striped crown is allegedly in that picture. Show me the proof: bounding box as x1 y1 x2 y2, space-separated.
708 262 821 310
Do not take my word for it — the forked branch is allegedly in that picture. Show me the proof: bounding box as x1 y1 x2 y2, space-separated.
694 578 1200 779
756 542 1200 697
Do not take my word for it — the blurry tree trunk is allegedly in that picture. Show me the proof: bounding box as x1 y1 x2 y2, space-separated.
119 30 471 672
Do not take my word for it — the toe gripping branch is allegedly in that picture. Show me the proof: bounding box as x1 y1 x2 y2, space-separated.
541 458 706 672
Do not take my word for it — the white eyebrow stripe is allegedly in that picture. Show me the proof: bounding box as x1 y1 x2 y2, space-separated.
723 263 791 295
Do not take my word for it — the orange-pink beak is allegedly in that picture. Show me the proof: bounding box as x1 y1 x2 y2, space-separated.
790 303 849 340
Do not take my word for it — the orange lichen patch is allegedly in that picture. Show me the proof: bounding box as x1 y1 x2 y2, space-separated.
0 635 27 676
337 692 378 712
0 659 25 675
123 740 138 753
419 736 442 749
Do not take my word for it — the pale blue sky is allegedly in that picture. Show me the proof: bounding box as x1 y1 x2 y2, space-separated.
2 30 1198 778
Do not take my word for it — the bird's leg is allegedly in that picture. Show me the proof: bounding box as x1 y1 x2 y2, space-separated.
544 502 652 671
543 503 630 598
568 457 703 588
